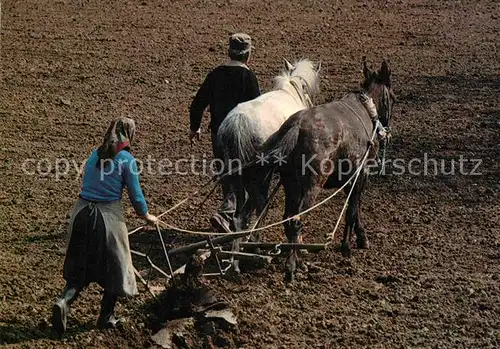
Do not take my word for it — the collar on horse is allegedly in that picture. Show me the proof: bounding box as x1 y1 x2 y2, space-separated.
340 91 390 141
289 77 313 108
358 92 390 140
338 92 391 175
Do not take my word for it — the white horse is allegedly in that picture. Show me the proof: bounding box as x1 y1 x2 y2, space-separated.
213 58 321 249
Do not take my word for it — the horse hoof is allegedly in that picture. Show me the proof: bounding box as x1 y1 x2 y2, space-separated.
298 262 308 273
341 244 352 258
357 238 370 249
210 214 232 234
284 271 294 283
232 259 241 274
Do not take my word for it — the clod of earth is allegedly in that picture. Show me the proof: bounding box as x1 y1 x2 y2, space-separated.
151 318 195 349
149 254 239 347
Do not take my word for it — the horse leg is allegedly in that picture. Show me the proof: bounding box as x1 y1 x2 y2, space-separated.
295 177 323 271
341 203 354 257
354 174 369 249
230 176 251 274
248 169 272 243
341 171 366 257
281 173 302 282
282 173 322 281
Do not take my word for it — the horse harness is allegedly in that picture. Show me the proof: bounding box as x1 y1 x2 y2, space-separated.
339 92 390 144
289 77 314 108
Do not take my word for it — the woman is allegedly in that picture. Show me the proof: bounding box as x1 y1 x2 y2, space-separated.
52 117 157 334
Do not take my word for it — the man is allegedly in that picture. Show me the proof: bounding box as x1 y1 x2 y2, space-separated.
189 33 260 231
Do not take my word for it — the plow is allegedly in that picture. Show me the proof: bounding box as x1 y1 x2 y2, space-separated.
129 128 378 293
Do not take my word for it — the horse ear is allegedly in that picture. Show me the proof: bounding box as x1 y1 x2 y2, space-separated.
362 56 372 80
316 61 322 73
283 58 294 72
380 60 391 84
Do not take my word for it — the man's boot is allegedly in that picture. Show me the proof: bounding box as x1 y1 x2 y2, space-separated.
96 291 123 329
52 286 80 335
211 186 236 234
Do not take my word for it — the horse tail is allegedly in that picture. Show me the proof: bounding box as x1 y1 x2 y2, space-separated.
217 112 261 166
259 115 301 172
263 117 300 159
216 112 301 183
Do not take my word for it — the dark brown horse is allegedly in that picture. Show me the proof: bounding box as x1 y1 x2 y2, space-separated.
258 59 395 281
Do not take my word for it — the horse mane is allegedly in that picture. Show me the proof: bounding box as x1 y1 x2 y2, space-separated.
274 58 320 98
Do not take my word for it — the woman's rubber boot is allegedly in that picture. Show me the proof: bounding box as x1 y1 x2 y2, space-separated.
52 286 80 335
97 291 124 329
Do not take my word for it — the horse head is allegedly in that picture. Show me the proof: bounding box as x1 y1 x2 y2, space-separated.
361 57 396 128
277 58 321 108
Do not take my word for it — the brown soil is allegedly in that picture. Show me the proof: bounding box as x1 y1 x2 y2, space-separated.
1 0 499 348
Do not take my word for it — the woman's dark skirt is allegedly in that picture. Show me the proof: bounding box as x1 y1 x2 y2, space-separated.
63 198 138 297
